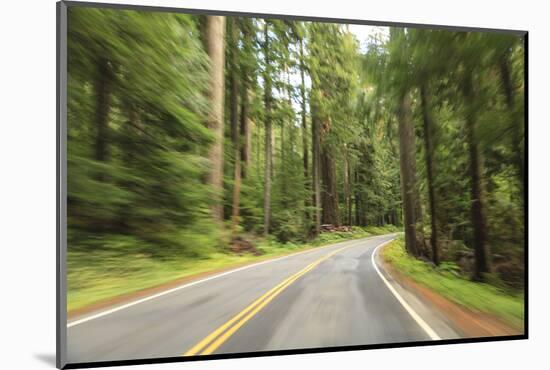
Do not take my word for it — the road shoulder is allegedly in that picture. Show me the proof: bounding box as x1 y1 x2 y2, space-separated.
68 234 394 322
376 243 522 338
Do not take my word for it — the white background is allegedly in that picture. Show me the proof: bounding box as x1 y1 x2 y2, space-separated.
0 0 546 369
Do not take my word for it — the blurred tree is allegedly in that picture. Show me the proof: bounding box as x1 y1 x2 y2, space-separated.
262 20 273 237
205 16 226 223
67 8 216 256
66 8 525 289
388 28 425 257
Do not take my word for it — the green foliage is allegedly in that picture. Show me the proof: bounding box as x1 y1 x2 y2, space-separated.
379 26 525 285
67 8 217 259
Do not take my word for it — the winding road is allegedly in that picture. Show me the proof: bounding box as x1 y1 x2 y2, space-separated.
67 234 458 364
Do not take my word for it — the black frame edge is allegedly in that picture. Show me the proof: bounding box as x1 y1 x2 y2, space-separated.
523 32 529 339
63 335 528 369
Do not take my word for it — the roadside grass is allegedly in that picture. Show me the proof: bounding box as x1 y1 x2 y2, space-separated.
68 225 399 312
381 237 524 330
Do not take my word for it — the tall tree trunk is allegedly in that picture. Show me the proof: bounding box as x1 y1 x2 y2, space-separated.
280 101 286 193
256 118 261 178
463 75 491 280
348 161 353 226
229 18 239 147
420 84 440 265
230 126 242 236
240 48 250 180
229 17 241 235
343 150 351 226
311 98 321 237
397 91 421 256
499 50 524 200
240 88 250 179
280 66 294 209
94 58 112 165
205 16 226 222
354 168 361 226
263 22 273 237
355 157 369 227
240 19 252 179
320 138 340 226
414 188 425 252
299 38 310 231
300 39 309 179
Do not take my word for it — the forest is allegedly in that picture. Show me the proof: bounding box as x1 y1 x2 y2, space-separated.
66 8 525 315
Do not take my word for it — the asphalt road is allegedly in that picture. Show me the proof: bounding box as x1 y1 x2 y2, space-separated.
67 234 456 364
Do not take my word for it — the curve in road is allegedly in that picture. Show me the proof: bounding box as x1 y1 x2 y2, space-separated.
67 234 445 364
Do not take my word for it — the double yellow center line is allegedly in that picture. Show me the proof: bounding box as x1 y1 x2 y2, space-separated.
183 244 353 356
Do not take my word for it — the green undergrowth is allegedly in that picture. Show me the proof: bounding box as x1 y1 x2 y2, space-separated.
68 225 399 312
381 237 524 330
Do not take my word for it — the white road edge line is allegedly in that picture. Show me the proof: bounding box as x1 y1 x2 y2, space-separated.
371 240 441 340
68 235 391 328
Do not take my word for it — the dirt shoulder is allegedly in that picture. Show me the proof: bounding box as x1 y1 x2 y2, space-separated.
68 260 250 319
68 247 312 319
380 244 523 338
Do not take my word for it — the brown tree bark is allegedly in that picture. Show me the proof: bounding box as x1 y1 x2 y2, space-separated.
280 100 286 193
299 38 311 230
354 153 369 227
239 20 251 179
240 87 250 179
310 97 321 237
347 160 353 226
256 118 261 179
300 40 309 181
240 20 252 179
205 16 226 222
320 133 340 226
354 168 362 226
230 125 242 236
229 18 239 147
343 150 351 226
420 84 440 265
463 75 491 280
397 91 421 257
230 18 243 236
263 21 273 237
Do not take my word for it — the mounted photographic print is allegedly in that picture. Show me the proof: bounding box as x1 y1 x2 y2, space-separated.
57 1 527 368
